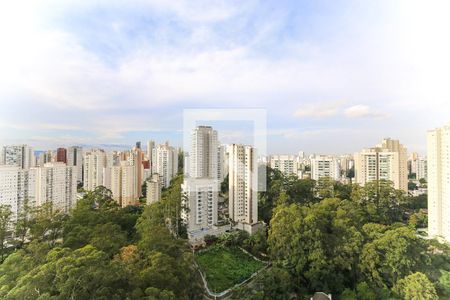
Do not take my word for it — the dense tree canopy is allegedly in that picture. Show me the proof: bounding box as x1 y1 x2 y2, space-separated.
0 180 202 300
0 167 448 299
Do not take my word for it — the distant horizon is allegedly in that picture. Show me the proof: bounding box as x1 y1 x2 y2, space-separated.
27 134 427 157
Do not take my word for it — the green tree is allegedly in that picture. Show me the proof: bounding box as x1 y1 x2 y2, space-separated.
438 270 450 299
243 228 268 257
234 267 293 300
0 205 12 262
0 241 51 298
13 201 33 249
284 176 316 204
351 180 405 224
258 167 284 223
29 203 67 245
134 203 201 298
177 151 184 175
268 199 363 293
6 245 128 300
393 272 437 300
408 181 418 191
89 222 127 256
355 281 376 300
141 180 148 198
359 226 430 288
317 177 335 199
63 186 140 249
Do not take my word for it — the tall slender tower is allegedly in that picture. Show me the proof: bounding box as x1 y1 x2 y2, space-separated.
182 126 220 242
147 140 155 172
56 148 67 164
152 142 178 188
83 149 107 191
228 144 258 226
428 125 450 242
67 146 83 183
189 126 218 179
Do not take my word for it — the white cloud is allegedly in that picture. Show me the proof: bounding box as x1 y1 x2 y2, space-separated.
294 101 345 118
344 105 388 119
0 0 449 153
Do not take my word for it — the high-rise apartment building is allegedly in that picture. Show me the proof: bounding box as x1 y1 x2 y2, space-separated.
427 125 450 242
228 144 258 229
34 162 77 213
1 145 35 169
109 165 122 204
121 162 138 207
83 149 108 191
107 161 139 207
409 155 428 181
56 148 67 164
217 144 229 182
182 178 219 233
189 126 219 179
128 147 144 197
270 155 296 176
146 173 161 205
338 155 354 176
152 142 178 188
67 146 83 183
147 140 155 167
0 162 77 219
37 150 54 166
0 166 36 219
354 138 408 192
182 126 221 243
310 155 340 181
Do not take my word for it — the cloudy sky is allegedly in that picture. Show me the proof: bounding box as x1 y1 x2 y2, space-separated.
0 0 449 154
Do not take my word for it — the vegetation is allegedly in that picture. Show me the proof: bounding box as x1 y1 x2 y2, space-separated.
0 166 448 299
236 167 450 299
195 245 265 293
0 178 202 299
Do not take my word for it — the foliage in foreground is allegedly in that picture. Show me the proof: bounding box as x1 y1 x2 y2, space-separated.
0 177 203 300
237 168 450 299
0 168 449 300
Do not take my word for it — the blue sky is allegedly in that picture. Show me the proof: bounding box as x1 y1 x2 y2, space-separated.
0 0 449 154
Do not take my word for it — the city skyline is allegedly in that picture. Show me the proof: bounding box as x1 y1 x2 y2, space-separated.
1 1 450 154
0 2 448 299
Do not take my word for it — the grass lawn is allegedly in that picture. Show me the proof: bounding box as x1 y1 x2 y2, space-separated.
195 245 265 293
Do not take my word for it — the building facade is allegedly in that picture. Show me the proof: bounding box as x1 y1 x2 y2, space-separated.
189 126 219 179
83 149 108 191
182 126 221 242
67 146 83 183
1 145 35 169
0 162 77 219
0 166 36 219
34 162 77 213
270 155 296 176
228 144 258 227
354 138 408 192
410 155 428 181
56 148 67 164
428 125 450 242
152 142 178 188
310 155 340 181
146 173 162 205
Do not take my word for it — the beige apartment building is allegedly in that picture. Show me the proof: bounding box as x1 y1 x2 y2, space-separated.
228 144 258 227
146 173 161 205
428 125 450 242
354 138 408 192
